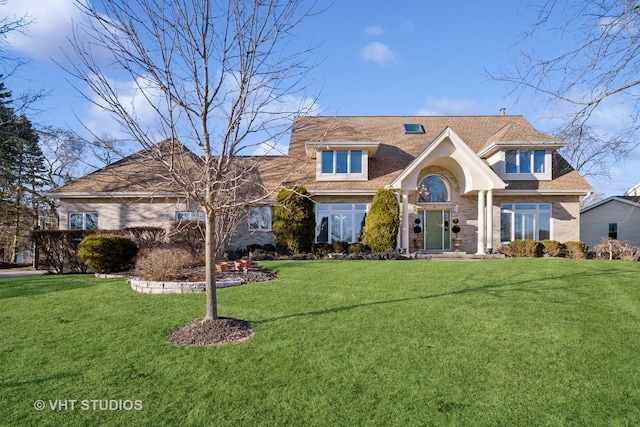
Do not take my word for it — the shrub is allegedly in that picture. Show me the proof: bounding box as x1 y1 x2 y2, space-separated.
31 229 96 273
348 242 369 254
247 244 263 253
592 238 640 261
77 234 138 273
120 227 166 250
564 241 588 259
272 186 315 255
169 221 205 257
263 244 276 252
362 189 400 253
135 248 193 281
313 243 332 258
332 240 349 254
539 240 567 257
494 245 513 257
509 240 543 257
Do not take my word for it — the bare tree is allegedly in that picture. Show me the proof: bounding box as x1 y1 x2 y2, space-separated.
491 1 640 174
67 0 319 322
0 0 31 74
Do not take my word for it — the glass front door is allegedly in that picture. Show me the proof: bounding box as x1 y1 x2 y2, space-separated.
417 209 451 251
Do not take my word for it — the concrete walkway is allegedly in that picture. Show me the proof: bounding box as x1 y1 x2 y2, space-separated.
0 268 48 280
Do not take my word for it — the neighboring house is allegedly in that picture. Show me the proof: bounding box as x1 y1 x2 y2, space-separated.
580 192 640 250
49 115 593 254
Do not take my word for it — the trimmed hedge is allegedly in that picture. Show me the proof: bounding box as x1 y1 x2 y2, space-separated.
539 239 567 257
509 240 544 258
78 234 138 274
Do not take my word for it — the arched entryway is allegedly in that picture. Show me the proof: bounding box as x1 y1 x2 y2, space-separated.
414 175 451 251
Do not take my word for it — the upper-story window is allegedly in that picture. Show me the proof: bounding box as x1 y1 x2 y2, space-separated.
505 149 546 174
321 150 363 174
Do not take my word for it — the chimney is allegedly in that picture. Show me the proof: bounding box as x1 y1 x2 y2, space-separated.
500 108 506 116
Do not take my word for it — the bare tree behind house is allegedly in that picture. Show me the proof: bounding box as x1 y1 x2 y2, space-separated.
67 0 320 322
491 0 640 176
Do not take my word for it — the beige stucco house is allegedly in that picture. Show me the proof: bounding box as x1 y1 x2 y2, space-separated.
49 115 593 255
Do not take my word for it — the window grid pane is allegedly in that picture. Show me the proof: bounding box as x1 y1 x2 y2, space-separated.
519 150 531 173
321 151 334 173
534 150 546 173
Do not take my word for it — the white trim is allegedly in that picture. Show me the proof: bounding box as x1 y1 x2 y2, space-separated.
307 189 378 196
305 141 380 158
48 191 184 199
580 196 640 213
494 189 592 196
387 127 506 193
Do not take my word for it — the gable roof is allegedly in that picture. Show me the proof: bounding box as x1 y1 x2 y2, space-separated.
388 126 506 193
286 115 592 194
581 195 640 213
49 139 291 199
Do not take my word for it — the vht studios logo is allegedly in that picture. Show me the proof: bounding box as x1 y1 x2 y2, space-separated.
34 399 143 411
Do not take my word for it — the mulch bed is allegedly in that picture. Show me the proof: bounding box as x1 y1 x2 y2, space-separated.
167 317 254 346
166 265 276 346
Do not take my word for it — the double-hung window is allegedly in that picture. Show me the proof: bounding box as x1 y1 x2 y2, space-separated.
69 212 98 230
505 150 546 174
500 203 551 242
248 206 272 231
321 150 363 175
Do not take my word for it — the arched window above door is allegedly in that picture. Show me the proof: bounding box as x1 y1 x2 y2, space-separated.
417 175 450 203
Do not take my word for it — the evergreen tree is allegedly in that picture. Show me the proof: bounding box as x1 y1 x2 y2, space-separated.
0 80 47 262
272 186 315 255
362 189 400 253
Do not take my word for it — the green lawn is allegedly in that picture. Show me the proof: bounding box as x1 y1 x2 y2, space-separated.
2 259 640 426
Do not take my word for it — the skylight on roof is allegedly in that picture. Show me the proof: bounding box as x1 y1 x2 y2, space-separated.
403 123 425 134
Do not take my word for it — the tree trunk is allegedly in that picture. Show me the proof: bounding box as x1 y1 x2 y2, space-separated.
203 210 218 321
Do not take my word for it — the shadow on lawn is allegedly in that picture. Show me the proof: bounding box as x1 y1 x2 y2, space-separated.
0 370 82 389
254 268 624 324
0 275 98 300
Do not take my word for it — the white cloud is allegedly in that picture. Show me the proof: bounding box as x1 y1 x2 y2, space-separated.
415 96 481 115
361 42 397 65
4 0 84 61
364 26 383 36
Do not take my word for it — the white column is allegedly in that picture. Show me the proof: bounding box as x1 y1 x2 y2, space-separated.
486 190 493 253
477 190 486 255
401 191 409 254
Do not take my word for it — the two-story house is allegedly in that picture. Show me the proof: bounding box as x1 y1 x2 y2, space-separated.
49 115 593 255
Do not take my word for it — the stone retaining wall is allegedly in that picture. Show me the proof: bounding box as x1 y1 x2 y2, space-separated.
127 277 243 294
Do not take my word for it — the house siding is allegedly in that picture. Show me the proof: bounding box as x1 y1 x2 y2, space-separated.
581 200 640 249
58 197 188 231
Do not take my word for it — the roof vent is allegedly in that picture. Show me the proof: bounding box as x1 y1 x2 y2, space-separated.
403 123 425 134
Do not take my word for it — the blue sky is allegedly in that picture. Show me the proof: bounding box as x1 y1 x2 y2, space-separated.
3 0 639 197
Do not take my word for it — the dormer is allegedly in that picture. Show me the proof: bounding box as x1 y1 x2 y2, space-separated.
479 140 566 181
305 141 380 182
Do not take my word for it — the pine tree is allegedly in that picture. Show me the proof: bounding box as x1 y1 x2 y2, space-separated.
0 80 48 262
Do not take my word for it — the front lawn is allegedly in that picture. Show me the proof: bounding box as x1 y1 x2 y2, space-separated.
2 259 640 426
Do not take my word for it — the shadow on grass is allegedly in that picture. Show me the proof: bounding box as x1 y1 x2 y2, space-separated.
253 268 622 324
0 371 82 389
0 275 98 300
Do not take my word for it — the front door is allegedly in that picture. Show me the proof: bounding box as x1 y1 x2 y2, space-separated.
418 209 451 251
